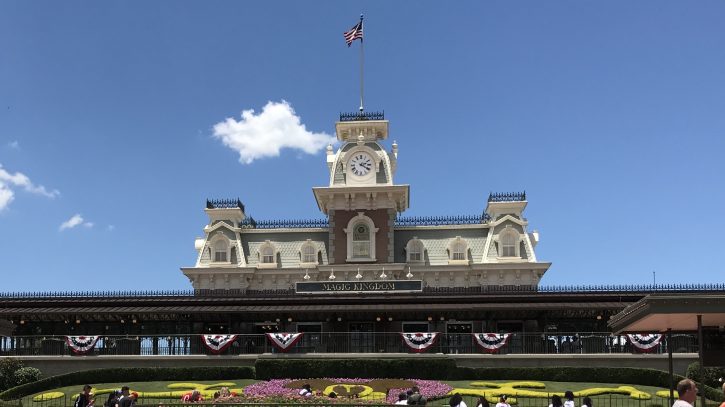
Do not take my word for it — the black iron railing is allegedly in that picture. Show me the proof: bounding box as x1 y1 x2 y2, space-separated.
1 283 724 299
395 214 491 226
339 111 385 121
206 198 245 211
0 332 697 357
488 192 526 202
239 218 329 229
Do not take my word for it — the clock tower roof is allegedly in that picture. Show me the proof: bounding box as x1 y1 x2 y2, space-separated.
335 111 388 142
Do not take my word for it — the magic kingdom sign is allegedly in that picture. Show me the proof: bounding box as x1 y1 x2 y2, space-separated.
295 280 423 294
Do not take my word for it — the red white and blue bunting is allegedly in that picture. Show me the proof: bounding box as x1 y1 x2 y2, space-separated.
472 333 510 353
65 336 100 355
266 332 304 352
627 334 663 353
201 334 238 354
401 332 439 353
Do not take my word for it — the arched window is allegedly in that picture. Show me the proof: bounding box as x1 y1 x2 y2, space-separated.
344 212 379 262
448 237 468 263
257 241 277 269
352 223 370 258
213 239 228 262
407 238 425 263
261 246 275 263
451 241 466 260
301 241 318 264
499 228 520 258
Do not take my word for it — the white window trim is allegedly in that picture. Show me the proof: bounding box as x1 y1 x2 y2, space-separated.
497 226 521 260
406 237 425 264
257 240 278 269
343 212 379 262
300 239 319 268
447 236 469 265
208 233 231 264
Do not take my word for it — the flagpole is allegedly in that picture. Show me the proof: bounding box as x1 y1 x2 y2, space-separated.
359 14 364 113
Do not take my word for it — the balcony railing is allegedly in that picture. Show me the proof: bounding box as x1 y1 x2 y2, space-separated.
0 332 697 356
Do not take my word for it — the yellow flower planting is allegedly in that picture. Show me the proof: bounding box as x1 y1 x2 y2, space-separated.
451 382 655 402
33 392 64 402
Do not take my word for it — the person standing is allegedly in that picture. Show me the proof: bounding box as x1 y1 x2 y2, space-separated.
74 385 94 407
495 395 510 407
564 391 576 407
549 395 563 407
116 387 133 407
449 393 467 407
476 396 490 407
672 379 698 407
582 397 593 407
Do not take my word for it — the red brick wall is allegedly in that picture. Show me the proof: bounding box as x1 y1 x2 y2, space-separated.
332 209 389 264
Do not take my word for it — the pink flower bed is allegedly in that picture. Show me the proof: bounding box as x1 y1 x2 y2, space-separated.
243 378 452 404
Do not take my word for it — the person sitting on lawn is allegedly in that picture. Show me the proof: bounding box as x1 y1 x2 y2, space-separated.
407 386 427 406
298 384 313 397
181 390 203 403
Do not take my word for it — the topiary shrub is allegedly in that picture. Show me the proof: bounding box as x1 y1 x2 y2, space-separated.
685 362 725 389
12 368 41 389
0 359 41 393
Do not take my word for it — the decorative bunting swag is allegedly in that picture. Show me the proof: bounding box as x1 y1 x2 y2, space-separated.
472 333 511 353
401 332 438 353
266 332 304 352
201 334 238 354
65 336 100 355
627 334 663 352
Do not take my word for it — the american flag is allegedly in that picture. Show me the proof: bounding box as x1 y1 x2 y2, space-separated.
343 20 363 46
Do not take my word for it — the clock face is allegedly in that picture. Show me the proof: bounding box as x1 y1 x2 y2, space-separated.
349 153 374 177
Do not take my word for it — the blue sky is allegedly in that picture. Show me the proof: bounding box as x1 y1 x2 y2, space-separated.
1 1 723 291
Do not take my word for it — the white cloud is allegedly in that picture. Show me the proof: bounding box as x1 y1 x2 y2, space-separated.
212 100 335 164
0 163 60 211
107 225 115 231
8 141 19 149
59 214 93 231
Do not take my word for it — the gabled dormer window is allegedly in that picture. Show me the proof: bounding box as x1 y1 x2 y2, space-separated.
406 237 425 263
448 237 469 264
300 240 318 265
257 241 277 268
499 227 520 258
213 240 228 262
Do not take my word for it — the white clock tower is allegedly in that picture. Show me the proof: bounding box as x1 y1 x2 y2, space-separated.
313 112 409 264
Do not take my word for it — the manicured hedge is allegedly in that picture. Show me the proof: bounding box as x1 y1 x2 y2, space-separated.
0 366 254 401
255 358 457 380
